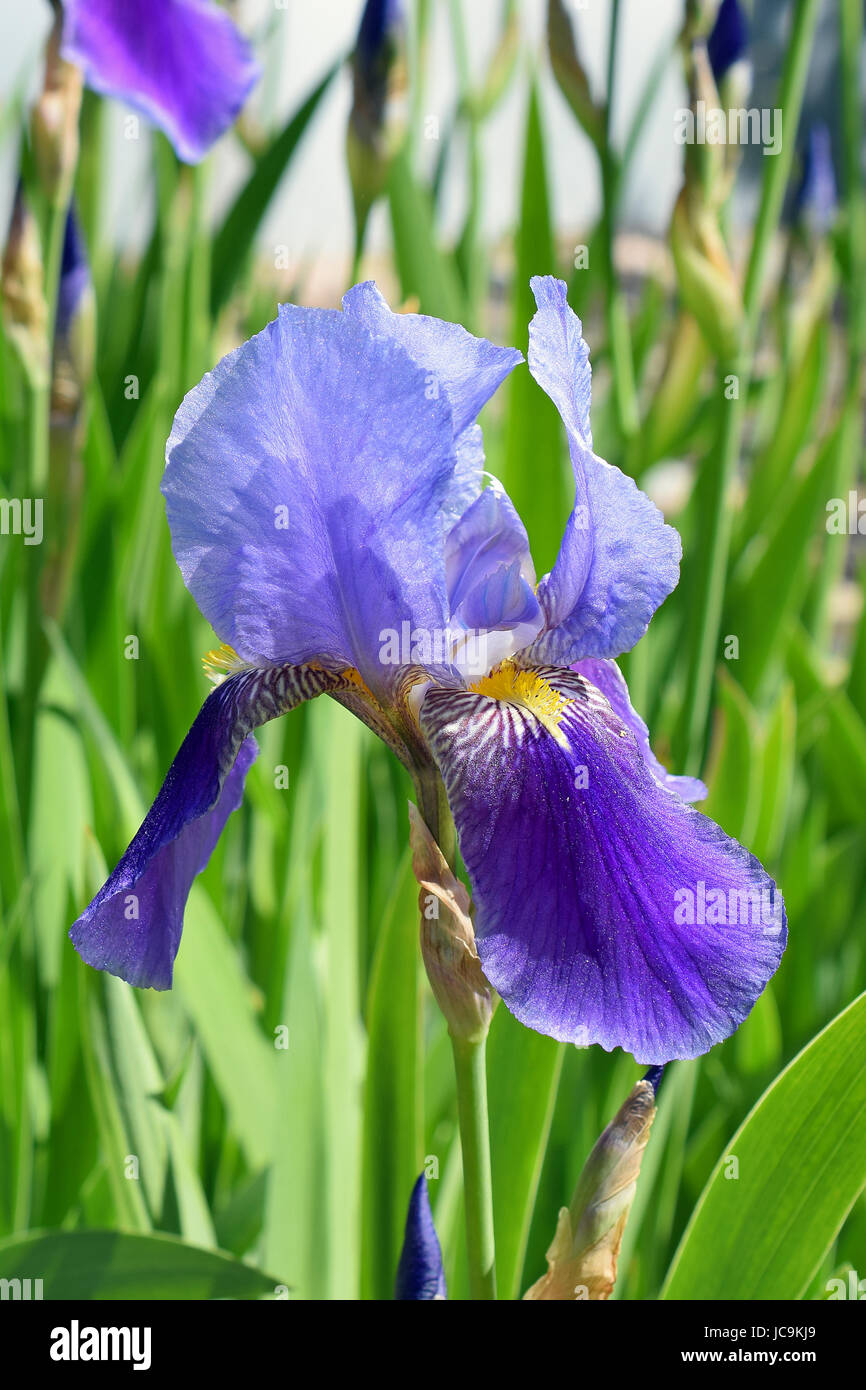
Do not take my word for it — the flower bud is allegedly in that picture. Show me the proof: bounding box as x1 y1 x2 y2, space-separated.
347 0 408 242
523 1069 660 1300
1 185 50 387
409 802 496 1045
707 0 748 88
671 184 743 361
394 1174 447 1300
52 205 95 424
31 10 83 208
469 0 519 123
547 0 605 153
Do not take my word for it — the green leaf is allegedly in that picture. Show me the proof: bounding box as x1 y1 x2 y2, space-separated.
361 852 422 1299
726 420 840 696
173 889 279 1173
503 77 567 578
487 1008 564 1299
0 1230 278 1300
210 61 341 317
387 145 464 321
662 992 866 1300
701 671 762 844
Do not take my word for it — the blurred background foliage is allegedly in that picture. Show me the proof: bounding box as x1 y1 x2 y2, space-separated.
0 0 864 1300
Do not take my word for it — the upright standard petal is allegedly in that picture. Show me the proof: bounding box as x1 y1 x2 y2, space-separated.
445 483 542 675
164 305 459 699
61 0 260 164
522 277 681 666
573 658 707 803
420 664 785 1063
70 664 345 989
394 1174 447 1300
342 281 522 437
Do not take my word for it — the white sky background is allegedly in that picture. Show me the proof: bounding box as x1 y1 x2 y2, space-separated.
0 0 687 271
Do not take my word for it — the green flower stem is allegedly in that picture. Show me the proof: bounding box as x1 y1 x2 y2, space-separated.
682 0 822 771
412 772 495 1298
19 194 66 834
451 1032 497 1300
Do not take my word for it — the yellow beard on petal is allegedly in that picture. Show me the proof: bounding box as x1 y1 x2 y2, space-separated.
202 643 248 685
470 660 572 748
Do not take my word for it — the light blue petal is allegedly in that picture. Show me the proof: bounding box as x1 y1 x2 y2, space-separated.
574 658 707 802
342 280 522 436
164 304 458 698
523 277 681 665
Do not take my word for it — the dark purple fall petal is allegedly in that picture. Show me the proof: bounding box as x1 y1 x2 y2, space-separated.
572 657 707 802
420 667 786 1064
70 664 341 989
61 0 260 164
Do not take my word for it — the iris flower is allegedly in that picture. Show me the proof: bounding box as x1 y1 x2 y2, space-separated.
59 0 260 163
796 125 837 235
70 276 786 1064
394 1175 447 1300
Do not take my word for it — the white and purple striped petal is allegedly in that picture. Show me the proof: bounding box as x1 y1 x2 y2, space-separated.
420 666 785 1063
61 0 260 164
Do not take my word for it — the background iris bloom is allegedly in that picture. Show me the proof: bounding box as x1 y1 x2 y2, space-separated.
70 275 785 1065
59 0 260 163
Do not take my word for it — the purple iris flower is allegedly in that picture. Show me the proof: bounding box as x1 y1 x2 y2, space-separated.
59 0 260 164
394 1174 447 1300
707 0 748 85
796 125 837 234
70 275 786 1064
56 204 90 342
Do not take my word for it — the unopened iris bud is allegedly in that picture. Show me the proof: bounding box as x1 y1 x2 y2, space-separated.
347 0 407 245
31 6 83 208
523 1069 660 1300
1 185 49 387
394 1173 447 1300
409 802 496 1045
547 0 605 153
469 0 520 123
671 183 743 360
707 0 748 88
53 205 95 423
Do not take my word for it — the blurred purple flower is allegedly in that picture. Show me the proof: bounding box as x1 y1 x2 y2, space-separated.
70 276 786 1064
55 203 90 342
707 0 748 85
796 125 837 234
395 1174 447 1300
60 0 260 163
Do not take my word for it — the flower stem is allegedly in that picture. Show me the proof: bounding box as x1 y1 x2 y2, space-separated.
451 1032 497 1300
